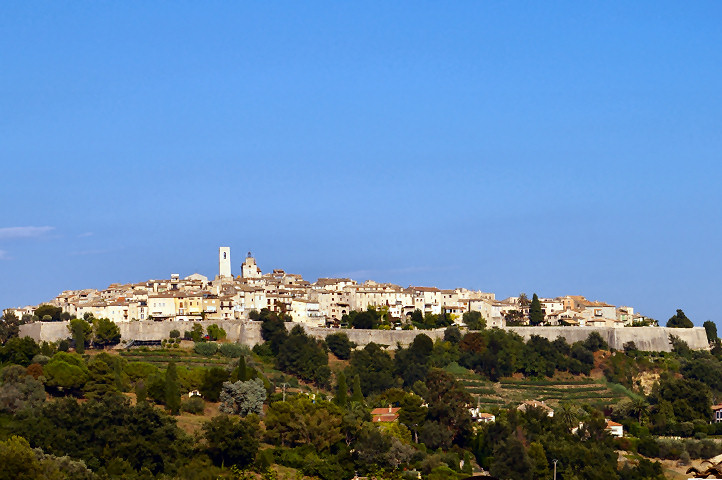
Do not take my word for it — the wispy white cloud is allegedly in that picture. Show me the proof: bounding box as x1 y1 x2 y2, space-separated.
0 249 8 260
0 226 54 239
77 232 94 238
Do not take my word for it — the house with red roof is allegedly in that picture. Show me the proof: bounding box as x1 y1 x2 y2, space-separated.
605 419 623 437
371 405 400 423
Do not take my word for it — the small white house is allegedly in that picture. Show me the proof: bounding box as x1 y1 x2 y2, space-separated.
605 419 624 437
469 407 495 423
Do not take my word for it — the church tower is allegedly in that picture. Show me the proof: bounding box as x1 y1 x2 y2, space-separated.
242 251 262 279
219 247 231 278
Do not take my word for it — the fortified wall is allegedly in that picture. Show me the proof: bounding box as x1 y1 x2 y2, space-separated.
18 321 709 352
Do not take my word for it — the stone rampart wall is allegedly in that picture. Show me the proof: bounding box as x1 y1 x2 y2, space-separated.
504 326 709 352
18 320 709 352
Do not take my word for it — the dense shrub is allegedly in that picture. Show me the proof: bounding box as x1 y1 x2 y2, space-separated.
219 343 244 358
194 342 219 357
181 396 205 414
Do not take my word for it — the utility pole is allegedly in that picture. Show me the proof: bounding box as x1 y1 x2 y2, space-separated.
553 459 558 480
280 382 288 402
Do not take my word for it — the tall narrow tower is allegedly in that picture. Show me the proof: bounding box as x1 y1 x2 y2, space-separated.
219 247 231 278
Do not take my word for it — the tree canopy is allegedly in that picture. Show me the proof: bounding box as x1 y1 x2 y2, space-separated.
667 309 694 328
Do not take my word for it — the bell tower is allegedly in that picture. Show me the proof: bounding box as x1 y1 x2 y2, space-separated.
219 247 231 278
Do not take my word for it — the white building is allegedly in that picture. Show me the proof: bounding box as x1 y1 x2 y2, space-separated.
242 253 262 279
290 299 323 325
219 247 231 278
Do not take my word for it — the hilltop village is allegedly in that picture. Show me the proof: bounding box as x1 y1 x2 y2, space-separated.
7 247 654 329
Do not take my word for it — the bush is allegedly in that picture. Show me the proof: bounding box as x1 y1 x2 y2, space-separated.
638 437 660 458
207 324 226 341
57 339 70 352
194 342 218 356
30 354 50 365
256 449 274 472
219 343 244 358
169 329 180 339
181 396 205 414
252 342 274 360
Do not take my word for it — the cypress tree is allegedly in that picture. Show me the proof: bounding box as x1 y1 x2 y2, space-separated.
135 379 147 404
165 361 181 415
350 374 364 403
238 356 248 381
529 293 544 326
334 371 348 406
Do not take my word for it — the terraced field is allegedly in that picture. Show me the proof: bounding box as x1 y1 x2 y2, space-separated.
118 348 235 368
445 363 636 410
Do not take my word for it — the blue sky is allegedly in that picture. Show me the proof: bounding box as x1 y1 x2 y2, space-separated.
1 2 721 327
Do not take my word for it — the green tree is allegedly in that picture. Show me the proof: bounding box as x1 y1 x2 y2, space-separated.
207 324 226 341
203 414 260 468
44 351 89 394
398 394 427 443
219 378 266 416
629 397 650 425
529 293 544 326
334 371 348 407
0 336 40 366
490 435 532 480
444 325 462 343
15 395 186 475
165 361 181 415
462 311 486 330
93 317 121 347
135 379 148 404
68 318 92 354
200 367 229 402
264 396 343 451
34 304 63 322
84 354 120 400
528 441 550 480
394 334 434 387
0 311 21 343
189 323 204 342
0 365 45 413
703 320 718 343
347 343 395 395
556 402 581 432
326 332 353 359
583 331 609 352
667 309 693 328
351 374 364 403
0 436 42 480
424 369 472 444
275 325 329 387
350 309 379 329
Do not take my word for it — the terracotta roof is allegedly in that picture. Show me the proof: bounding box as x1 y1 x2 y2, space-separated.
518 400 553 412
711 404 722 411
606 420 623 427
370 407 401 415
